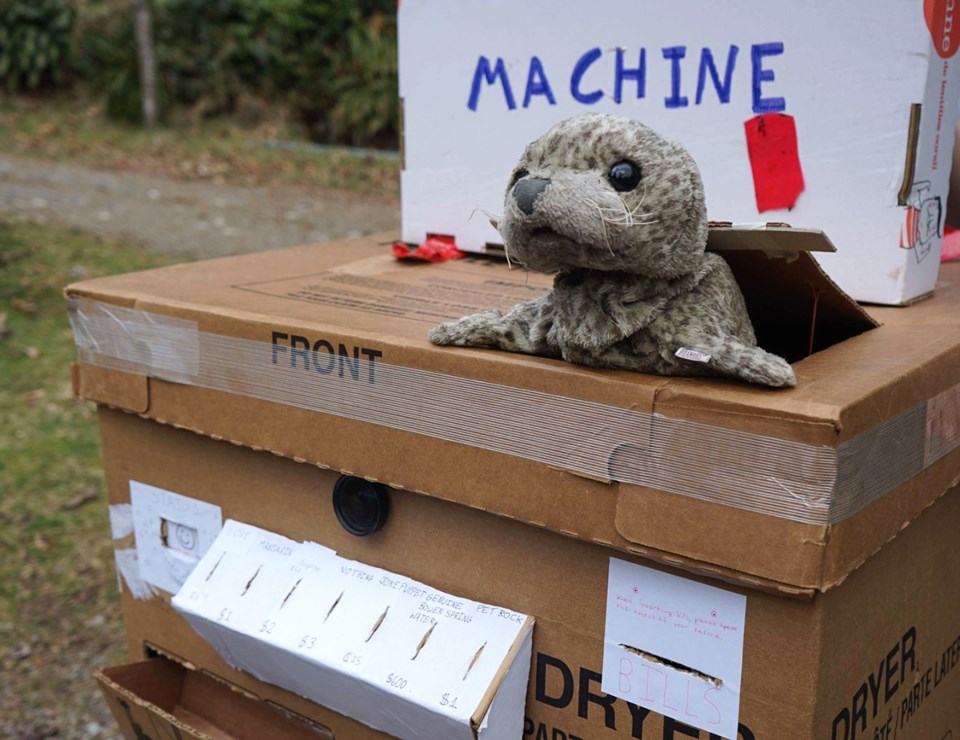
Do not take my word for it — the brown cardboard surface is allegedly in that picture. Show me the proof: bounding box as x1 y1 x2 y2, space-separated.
71 363 149 414
96 655 333 739
97 408 960 739
814 489 960 739
67 234 960 591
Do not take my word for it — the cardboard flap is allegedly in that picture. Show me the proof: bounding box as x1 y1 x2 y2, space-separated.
96 656 332 739
614 483 830 590
706 223 838 254
706 226 879 362
72 363 150 413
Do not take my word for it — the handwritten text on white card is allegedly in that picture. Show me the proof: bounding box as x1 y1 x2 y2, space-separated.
601 558 747 739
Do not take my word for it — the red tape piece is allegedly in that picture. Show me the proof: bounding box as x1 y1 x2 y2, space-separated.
941 227 960 262
392 234 466 263
744 113 805 213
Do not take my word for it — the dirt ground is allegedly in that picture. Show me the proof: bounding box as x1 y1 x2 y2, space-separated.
0 154 400 258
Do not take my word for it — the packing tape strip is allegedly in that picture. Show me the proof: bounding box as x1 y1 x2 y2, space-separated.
108 503 134 540
68 299 960 526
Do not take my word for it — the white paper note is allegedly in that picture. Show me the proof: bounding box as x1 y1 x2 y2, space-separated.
130 481 223 594
601 558 747 739
108 503 134 540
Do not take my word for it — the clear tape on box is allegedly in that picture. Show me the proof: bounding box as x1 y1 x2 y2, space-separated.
171 520 533 740
69 298 960 526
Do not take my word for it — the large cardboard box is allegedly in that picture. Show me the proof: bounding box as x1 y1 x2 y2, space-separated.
398 0 960 305
68 234 960 737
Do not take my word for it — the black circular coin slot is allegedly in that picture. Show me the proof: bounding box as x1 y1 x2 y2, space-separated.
332 476 389 536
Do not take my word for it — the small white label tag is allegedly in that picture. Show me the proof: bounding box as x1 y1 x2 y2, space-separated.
602 558 746 739
114 548 158 601
108 503 134 540
675 347 712 363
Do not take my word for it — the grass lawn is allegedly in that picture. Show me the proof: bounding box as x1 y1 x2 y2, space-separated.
0 94 400 197
0 218 184 736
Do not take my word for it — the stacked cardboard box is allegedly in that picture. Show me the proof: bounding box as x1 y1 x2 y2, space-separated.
70 232 960 738
398 0 960 305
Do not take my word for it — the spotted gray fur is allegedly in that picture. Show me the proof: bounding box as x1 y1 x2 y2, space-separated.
429 113 796 388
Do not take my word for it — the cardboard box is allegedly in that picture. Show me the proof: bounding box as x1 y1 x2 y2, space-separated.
91 409 960 739
170 519 534 739
67 234 960 737
96 655 334 739
398 0 960 305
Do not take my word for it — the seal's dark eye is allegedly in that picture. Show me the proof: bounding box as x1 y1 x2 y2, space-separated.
510 169 529 187
607 160 642 192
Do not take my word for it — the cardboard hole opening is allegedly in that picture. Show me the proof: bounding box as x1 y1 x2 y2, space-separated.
463 641 486 681
718 250 877 363
205 551 225 582
160 518 200 557
411 623 436 661
366 606 390 643
280 578 302 610
241 565 262 597
618 643 723 688
323 591 343 624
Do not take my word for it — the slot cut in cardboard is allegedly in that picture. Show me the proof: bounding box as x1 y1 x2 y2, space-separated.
171 520 534 739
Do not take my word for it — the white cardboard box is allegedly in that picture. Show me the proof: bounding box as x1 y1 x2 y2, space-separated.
171 520 534 740
398 0 960 305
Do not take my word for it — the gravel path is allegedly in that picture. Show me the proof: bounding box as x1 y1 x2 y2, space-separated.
0 155 399 257
0 155 399 739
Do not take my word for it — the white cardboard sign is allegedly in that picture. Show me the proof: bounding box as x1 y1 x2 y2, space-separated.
172 520 533 739
129 481 222 594
602 558 747 739
399 0 960 304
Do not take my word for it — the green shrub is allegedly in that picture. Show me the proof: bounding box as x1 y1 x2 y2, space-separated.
153 0 257 118
0 0 75 91
68 0 399 146
327 11 398 148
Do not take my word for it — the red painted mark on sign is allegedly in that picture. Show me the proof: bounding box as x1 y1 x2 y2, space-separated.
744 113 805 214
925 0 960 59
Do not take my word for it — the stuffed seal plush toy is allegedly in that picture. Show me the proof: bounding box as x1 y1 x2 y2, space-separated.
428 113 796 388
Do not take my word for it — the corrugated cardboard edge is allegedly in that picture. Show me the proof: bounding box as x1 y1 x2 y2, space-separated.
103 646 338 739
469 615 535 734
95 663 213 740
100 404 824 600
818 468 960 592
72 363 150 414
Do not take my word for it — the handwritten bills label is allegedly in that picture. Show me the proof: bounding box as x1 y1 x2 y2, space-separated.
601 558 747 739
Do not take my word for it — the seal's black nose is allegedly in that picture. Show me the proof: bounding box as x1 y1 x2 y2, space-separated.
513 177 550 216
